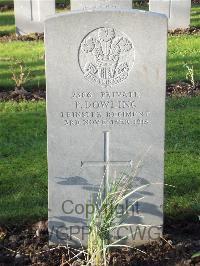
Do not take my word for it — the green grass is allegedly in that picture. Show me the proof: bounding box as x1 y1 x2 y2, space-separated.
165 97 200 219
0 0 13 6
0 97 199 224
168 34 200 83
0 10 15 36
0 41 45 90
191 4 200 28
0 101 47 224
0 34 199 91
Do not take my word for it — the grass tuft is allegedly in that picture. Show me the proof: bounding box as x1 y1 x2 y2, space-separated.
87 165 150 265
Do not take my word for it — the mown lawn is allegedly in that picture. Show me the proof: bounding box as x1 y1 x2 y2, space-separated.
0 101 47 224
0 41 45 90
191 4 200 28
0 0 13 6
0 5 200 91
0 10 15 36
168 34 200 83
0 34 199 91
0 35 200 91
165 97 200 220
0 98 199 224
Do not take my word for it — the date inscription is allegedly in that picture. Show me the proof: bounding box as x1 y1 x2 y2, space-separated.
59 90 151 127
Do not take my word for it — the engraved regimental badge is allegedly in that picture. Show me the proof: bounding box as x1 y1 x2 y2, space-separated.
79 27 135 87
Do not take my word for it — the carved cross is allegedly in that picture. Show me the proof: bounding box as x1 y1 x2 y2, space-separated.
81 131 133 196
169 0 172 18
30 0 40 22
30 0 33 21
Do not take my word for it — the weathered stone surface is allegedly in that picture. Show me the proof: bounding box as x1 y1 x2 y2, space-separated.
45 10 167 246
14 0 55 35
71 0 132 10
149 0 191 30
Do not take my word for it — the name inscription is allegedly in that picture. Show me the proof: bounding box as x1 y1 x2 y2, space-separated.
60 90 151 127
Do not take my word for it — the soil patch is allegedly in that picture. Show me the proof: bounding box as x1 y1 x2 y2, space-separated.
0 88 46 102
0 82 199 102
0 5 13 11
166 81 200 97
0 220 199 266
0 27 199 42
0 33 44 42
169 27 200 36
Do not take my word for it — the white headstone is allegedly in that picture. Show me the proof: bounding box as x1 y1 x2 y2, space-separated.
45 9 167 245
149 0 191 30
14 0 55 35
71 0 132 10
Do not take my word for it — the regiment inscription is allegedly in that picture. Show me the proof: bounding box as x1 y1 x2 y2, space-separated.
60 90 151 127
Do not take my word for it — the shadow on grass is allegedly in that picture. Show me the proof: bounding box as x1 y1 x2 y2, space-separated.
0 29 15 36
167 55 200 82
0 107 47 225
0 14 15 26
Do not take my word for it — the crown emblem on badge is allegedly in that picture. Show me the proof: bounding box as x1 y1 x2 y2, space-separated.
79 27 135 87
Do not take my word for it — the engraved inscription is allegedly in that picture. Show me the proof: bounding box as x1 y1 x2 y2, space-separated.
79 28 135 87
60 90 151 127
